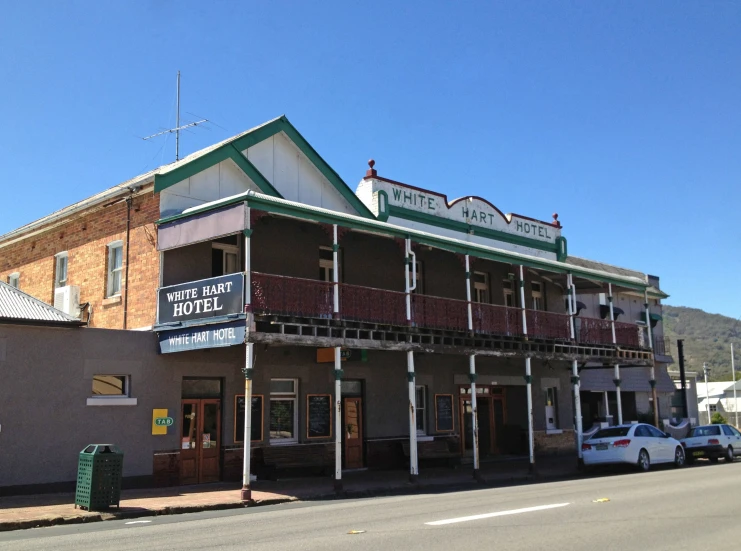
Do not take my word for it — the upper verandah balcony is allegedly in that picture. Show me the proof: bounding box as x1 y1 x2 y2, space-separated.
157 201 659 363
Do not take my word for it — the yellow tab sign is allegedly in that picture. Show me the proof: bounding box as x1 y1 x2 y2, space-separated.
152 409 169 435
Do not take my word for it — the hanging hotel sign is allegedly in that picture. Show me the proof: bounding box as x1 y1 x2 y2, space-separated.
157 319 246 354
364 179 560 244
157 273 244 325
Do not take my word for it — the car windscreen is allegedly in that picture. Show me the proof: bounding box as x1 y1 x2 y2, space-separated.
592 427 631 439
690 426 721 437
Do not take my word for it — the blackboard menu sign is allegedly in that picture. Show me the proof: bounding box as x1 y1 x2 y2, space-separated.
306 394 332 439
234 395 263 443
435 394 454 432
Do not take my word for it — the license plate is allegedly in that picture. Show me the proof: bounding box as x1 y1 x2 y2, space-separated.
693 451 704 457
596 443 608 450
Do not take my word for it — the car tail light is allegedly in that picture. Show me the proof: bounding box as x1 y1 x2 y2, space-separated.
708 439 720 445
582 443 592 451
613 439 631 448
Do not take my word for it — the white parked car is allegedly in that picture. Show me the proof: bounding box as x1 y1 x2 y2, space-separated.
681 424 741 464
582 423 684 471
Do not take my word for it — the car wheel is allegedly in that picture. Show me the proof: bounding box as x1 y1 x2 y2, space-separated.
637 449 650 472
674 447 685 468
725 446 735 463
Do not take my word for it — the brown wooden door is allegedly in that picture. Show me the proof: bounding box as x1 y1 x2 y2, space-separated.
343 397 363 469
180 399 221 484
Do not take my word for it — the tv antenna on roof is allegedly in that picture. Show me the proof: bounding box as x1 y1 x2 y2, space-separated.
142 71 208 161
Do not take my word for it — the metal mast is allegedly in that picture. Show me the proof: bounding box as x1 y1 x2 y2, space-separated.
142 71 208 161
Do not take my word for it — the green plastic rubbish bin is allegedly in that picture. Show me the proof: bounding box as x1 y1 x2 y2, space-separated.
74 444 124 511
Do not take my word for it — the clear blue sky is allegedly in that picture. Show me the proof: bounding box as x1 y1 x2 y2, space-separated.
1 2 739 317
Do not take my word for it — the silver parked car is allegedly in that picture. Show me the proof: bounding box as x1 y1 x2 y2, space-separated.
681 424 741 464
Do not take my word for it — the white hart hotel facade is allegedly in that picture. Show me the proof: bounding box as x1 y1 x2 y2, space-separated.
0 116 672 496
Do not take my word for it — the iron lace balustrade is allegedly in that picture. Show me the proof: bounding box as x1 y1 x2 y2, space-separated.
577 317 614 346
614 321 641 348
526 309 571 340
411 293 469 332
340 283 407 326
251 272 333 319
472 302 523 336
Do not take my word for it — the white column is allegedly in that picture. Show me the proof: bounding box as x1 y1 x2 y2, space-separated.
469 355 480 476
645 290 658 426
608 283 623 424
465 255 473 331
572 360 583 459
241 343 254 502
334 346 342 491
604 391 610 418
241 211 253 503
519 266 535 471
332 225 339 317
407 350 418 480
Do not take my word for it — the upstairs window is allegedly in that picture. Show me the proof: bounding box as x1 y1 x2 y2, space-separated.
7 273 19 289
107 241 123 297
212 236 240 277
408 260 423 294
319 246 335 282
531 282 543 310
503 279 516 307
55 252 68 288
473 271 489 304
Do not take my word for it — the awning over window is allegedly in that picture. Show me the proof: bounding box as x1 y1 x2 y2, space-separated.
599 305 624 320
157 202 247 251
640 312 663 327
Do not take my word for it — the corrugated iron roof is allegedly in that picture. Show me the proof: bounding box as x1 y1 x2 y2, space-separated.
0 281 81 324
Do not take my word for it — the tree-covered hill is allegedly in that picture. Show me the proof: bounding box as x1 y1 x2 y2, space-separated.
663 305 741 381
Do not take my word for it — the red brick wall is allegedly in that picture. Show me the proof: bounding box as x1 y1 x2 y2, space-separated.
0 190 161 329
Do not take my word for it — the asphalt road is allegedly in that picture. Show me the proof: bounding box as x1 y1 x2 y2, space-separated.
2 461 738 551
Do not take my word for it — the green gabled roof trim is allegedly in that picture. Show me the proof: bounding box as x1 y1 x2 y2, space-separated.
226 145 281 197
153 143 281 198
157 191 648 291
235 117 375 219
154 116 374 218
388 205 559 254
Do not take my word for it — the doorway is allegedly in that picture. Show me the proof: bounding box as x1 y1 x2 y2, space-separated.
342 397 364 469
460 386 507 458
180 399 221 484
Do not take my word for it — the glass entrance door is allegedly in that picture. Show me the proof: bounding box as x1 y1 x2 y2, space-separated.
180 399 221 484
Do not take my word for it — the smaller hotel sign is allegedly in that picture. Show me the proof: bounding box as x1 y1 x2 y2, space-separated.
157 273 244 325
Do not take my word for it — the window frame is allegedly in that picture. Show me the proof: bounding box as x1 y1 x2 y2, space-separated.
472 271 489 304
319 246 336 282
531 281 543 311
55 252 68 289
212 242 241 276
7 272 19 289
106 241 124 297
270 378 299 444
710 404 718 413
415 385 427 435
544 387 559 429
502 279 516 308
91 374 130 398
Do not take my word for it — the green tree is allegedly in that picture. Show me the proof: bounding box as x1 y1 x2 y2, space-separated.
711 412 727 424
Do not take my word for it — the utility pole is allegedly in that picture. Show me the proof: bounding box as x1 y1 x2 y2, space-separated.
142 71 208 161
703 363 711 424
677 339 689 419
732 343 738 428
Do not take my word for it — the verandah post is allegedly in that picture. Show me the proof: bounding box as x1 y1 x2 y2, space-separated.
608 283 623 425
519 265 535 473
241 205 253 503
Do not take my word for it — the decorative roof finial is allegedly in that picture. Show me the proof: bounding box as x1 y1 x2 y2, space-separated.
365 159 377 178
552 213 561 228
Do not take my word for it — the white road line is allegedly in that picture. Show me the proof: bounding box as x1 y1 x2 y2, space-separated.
425 503 570 526
124 520 153 525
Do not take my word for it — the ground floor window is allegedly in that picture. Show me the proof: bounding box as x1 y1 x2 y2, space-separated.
544 387 558 429
416 385 426 434
92 375 129 397
270 378 298 443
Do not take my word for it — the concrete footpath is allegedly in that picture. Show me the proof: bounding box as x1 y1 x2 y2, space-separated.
0 456 578 532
